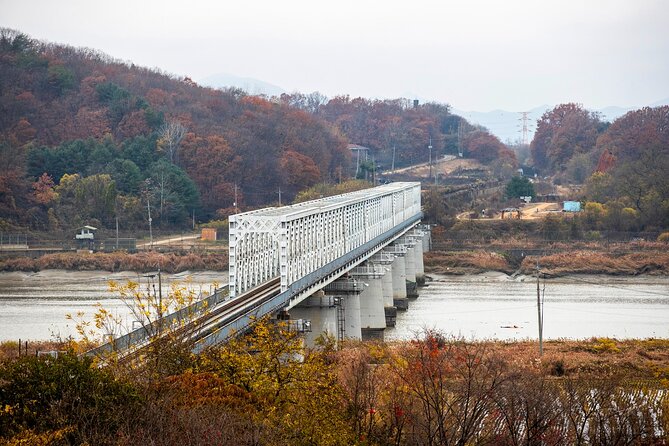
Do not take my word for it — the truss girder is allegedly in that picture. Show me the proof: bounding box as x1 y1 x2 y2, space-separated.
229 182 422 297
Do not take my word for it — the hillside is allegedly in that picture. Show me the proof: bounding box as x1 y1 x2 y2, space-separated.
0 29 350 230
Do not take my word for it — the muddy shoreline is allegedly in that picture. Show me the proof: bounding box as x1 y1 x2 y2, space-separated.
424 249 669 277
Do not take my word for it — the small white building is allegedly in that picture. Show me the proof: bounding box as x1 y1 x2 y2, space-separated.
75 225 97 240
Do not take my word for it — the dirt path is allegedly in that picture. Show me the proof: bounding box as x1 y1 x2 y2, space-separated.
137 233 200 248
456 202 561 220
520 202 560 219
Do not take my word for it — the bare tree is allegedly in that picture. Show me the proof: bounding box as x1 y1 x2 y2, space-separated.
158 119 187 164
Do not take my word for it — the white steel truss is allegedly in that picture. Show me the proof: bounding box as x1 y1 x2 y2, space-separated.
229 182 422 297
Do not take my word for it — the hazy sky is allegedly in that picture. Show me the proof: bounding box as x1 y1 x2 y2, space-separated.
2 0 668 111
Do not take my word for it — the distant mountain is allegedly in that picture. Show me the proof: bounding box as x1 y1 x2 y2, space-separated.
198 73 286 96
454 99 669 145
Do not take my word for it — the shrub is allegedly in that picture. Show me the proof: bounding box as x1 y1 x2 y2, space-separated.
658 232 669 243
589 337 620 354
0 353 139 444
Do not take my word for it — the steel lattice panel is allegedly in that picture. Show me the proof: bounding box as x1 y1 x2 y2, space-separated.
229 182 421 297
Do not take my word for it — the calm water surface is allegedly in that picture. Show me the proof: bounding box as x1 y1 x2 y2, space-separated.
1 271 667 342
385 273 669 341
0 270 228 341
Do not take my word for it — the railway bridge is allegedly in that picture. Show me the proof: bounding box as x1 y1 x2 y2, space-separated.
88 182 429 359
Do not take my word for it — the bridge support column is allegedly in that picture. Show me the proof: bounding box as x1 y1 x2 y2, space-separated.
289 291 337 348
403 237 418 298
414 233 425 286
325 278 363 341
386 245 408 311
352 264 385 341
421 224 432 253
373 252 397 327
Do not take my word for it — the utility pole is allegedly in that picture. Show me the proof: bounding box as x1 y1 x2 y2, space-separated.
536 262 543 356
234 183 238 214
428 137 433 181
115 215 119 250
391 145 396 173
157 268 163 334
457 121 464 157
147 200 153 249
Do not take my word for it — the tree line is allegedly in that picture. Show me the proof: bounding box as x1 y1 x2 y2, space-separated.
530 103 669 230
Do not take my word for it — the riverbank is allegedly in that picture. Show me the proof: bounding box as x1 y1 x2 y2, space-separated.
424 249 669 276
0 251 228 273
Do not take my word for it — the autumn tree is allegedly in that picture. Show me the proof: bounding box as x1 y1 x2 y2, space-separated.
280 150 321 196
587 106 669 228
158 119 187 164
179 133 240 217
145 159 200 225
463 129 517 166
198 318 354 445
531 103 602 172
32 172 56 205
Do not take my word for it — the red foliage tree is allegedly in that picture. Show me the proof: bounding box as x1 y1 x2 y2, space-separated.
280 150 321 193
463 130 515 165
32 172 56 205
595 106 669 163
530 103 601 172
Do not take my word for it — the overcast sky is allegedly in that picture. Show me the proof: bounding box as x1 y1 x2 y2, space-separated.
1 0 668 111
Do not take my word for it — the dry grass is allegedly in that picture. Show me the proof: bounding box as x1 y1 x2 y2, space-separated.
424 251 511 274
478 338 669 381
521 250 669 275
0 252 229 273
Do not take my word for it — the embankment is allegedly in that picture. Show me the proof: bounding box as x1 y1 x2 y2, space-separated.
0 251 229 273
425 249 669 276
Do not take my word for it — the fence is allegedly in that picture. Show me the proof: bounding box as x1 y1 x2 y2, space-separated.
0 233 28 250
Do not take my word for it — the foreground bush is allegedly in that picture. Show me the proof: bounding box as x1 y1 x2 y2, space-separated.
0 353 139 445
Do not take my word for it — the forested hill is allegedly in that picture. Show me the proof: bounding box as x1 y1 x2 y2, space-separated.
276 93 516 173
0 29 350 230
0 29 515 231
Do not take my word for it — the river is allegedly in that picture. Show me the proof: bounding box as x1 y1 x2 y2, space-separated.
385 272 669 341
0 271 667 342
0 270 228 342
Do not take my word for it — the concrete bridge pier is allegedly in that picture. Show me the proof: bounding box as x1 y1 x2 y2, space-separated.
403 237 418 298
421 224 432 253
413 232 426 286
352 264 386 341
289 291 338 348
324 278 364 341
386 245 408 311
373 252 397 327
